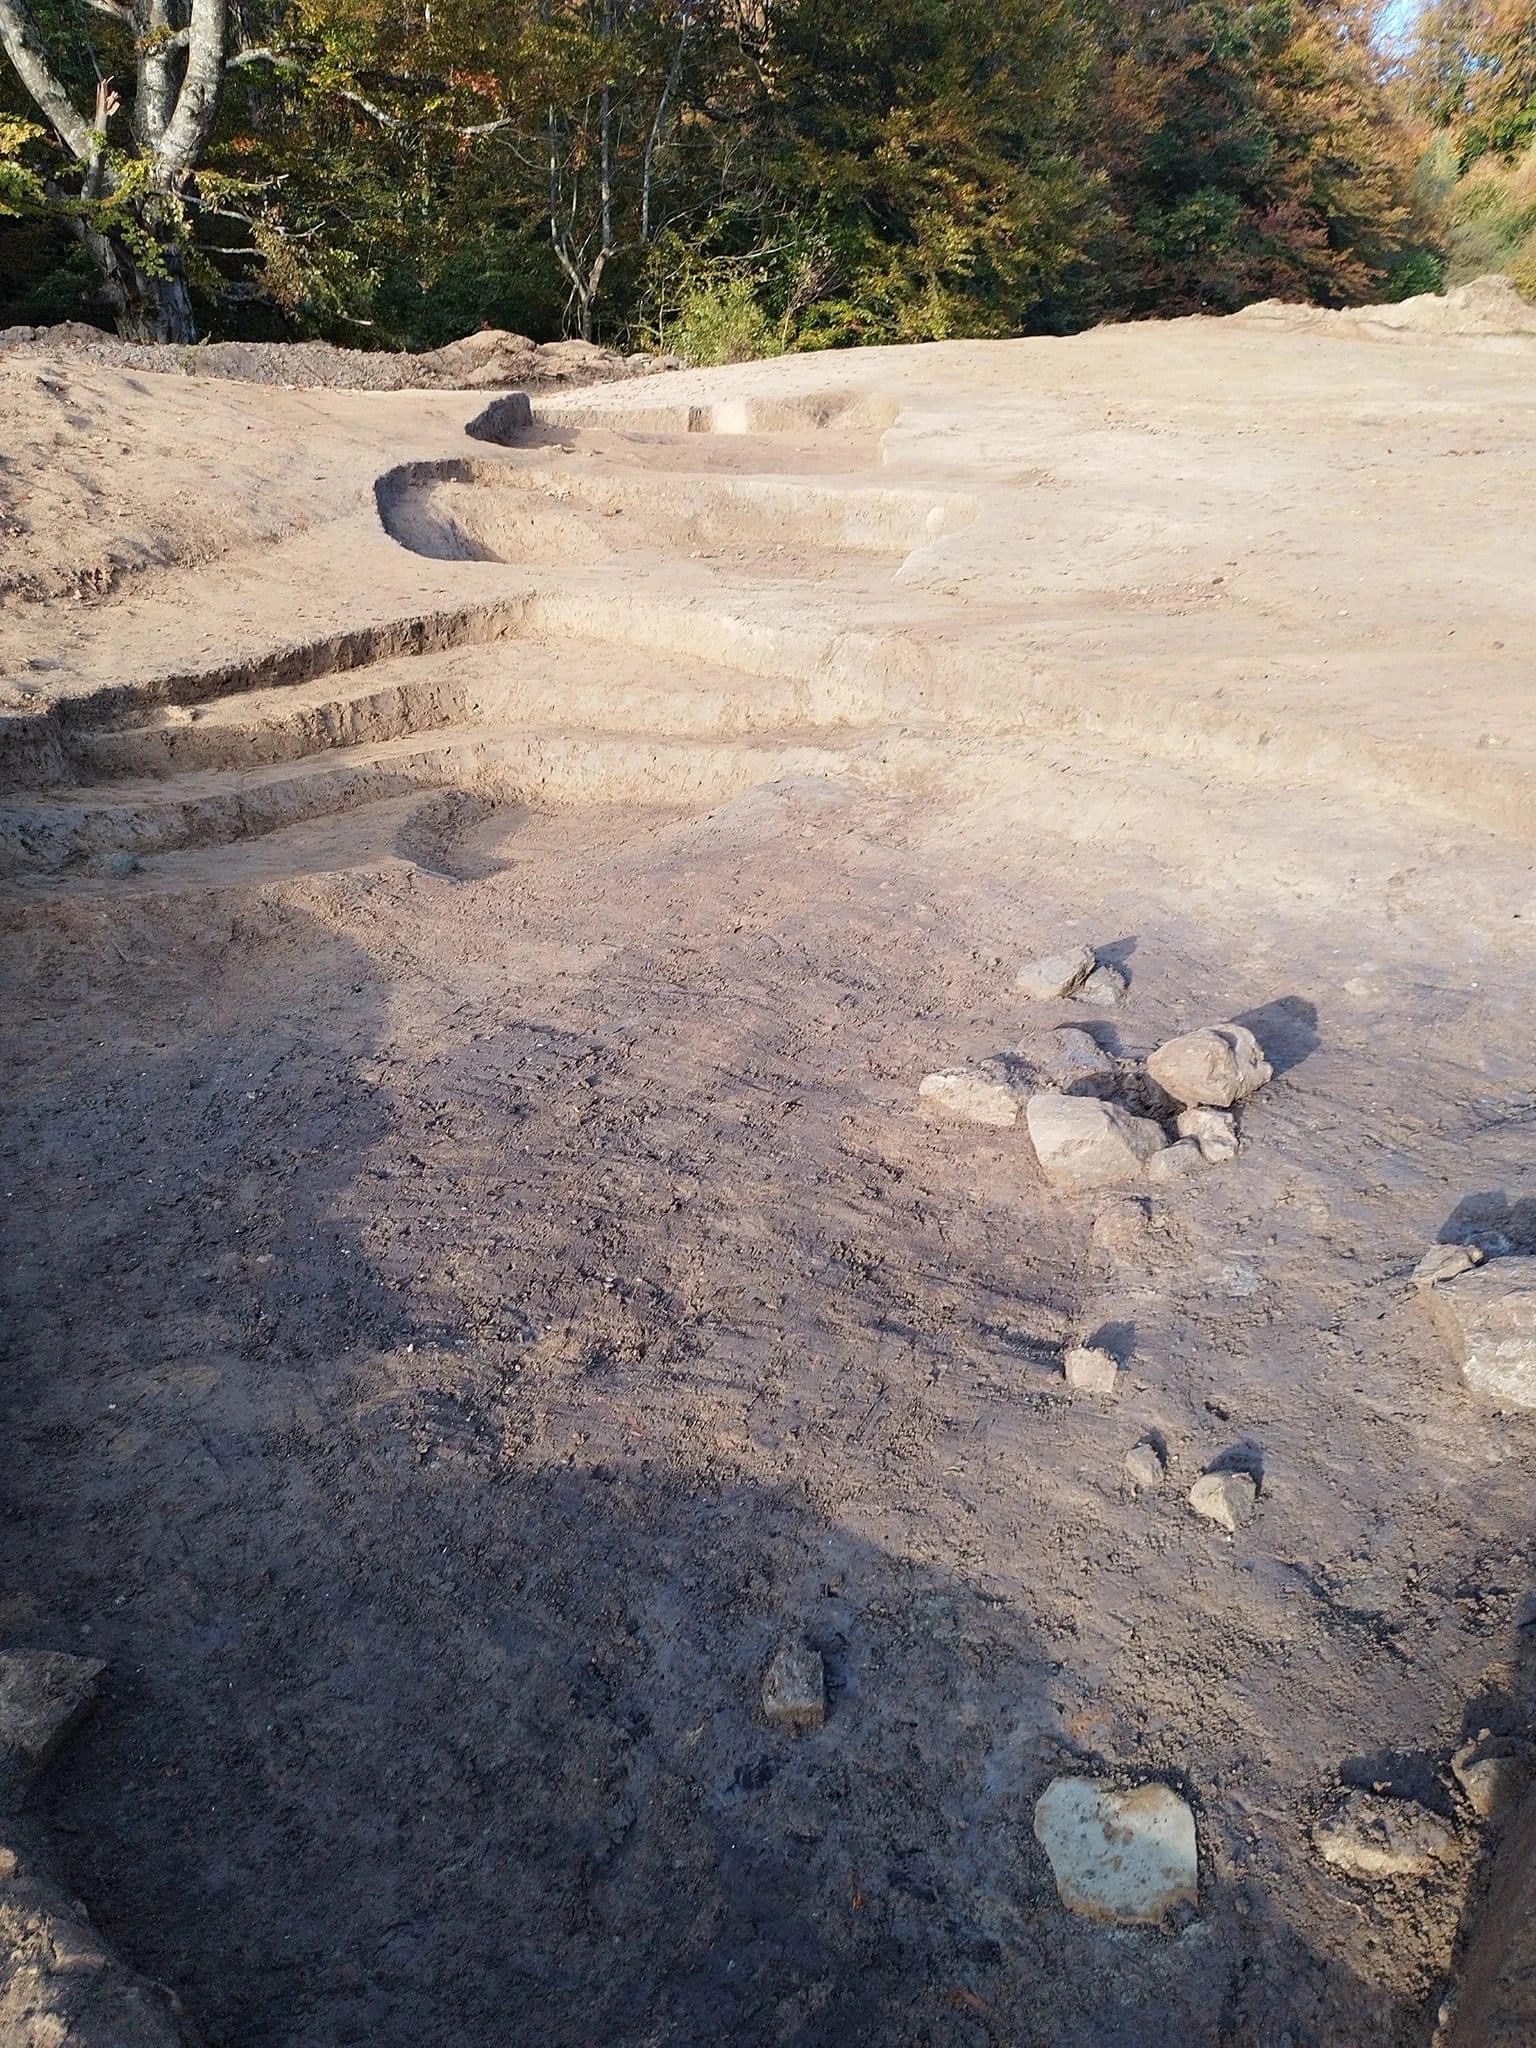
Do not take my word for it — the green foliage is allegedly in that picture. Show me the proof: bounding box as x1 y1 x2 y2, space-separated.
0 0 1485 340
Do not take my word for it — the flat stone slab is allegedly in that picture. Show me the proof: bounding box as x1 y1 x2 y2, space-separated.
1033 1777 1198 1924
1423 1257 1536 1407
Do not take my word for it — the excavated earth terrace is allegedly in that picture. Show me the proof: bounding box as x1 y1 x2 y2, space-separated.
0 309 1534 2047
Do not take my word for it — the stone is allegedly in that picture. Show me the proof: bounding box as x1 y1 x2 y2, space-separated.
1146 1138 1210 1184
1016 1027 1116 1098
918 1066 1023 1129
0 1650 105 1799
1075 964 1128 1007
1124 1440 1166 1489
1412 1242 1484 1290
1188 1470 1258 1533
1452 1737 1530 1821
1146 1024 1272 1109
105 850 140 879
1064 1345 1118 1394
1176 1107 1239 1163
1423 1257 1536 1407
1033 1777 1198 1924
1025 1093 1168 1188
1015 945 1096 1002
761 1643 826 1731
1313 1792 1455 1879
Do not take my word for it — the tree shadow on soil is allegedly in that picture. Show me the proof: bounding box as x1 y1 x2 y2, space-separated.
0 895 1413 2048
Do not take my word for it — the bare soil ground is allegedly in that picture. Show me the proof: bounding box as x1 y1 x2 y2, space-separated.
1 302 1534 2047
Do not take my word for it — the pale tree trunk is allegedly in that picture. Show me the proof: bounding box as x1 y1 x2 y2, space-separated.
0 0 227 339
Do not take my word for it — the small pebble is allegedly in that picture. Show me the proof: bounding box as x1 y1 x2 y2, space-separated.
1124 1440 1166 1489
1015 945 1096 1002
1188 1470 1258 1532
761 1643 826 1731
1064 1345 1118 1394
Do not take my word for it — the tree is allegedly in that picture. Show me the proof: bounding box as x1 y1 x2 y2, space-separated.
1088 0 1416 313
0 0 230 335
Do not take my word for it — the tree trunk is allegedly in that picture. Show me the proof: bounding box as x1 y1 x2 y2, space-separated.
79 220 198 341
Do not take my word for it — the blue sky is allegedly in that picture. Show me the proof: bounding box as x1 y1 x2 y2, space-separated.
1377 0 1426 38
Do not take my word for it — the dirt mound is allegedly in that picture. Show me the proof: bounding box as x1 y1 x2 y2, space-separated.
1235 272 1536 340
0 323 682 391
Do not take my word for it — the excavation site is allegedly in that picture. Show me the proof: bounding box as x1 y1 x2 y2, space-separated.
2 292 1535 2046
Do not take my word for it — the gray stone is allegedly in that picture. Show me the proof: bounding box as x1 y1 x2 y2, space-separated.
1452 1737 1530 1821
1423 1257 1536 1406
1075 965 1128 1007
761 1643 826 1730
1188 1470 1258 1533
1313 1791 1455 1879
1146 1137 1210 1184
1015 945 1096 1002
1124 1440 1166 1489
1412 1242 1484 1290
1146 1024 1272 1109
1176 1107 1239 1163
1033 1777 1198 1924
1064 1345 1118 1394
918 1066 1023 1128
0 1651 105 1800
1025 1092 1167 1188
1016 1027 1116 1098
105 850 140 879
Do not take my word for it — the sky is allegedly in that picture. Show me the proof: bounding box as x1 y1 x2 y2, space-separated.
1377 0 1427 39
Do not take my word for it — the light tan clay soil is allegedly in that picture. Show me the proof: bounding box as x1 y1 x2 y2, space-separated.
1 300 1533 2047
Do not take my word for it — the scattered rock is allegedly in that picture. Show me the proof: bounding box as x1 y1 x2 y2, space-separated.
1452 1736 1530 1821
1147 1138 1211 1184
1025 1093 1168 1188
1188 1470 1258 1533
1075 964 1128 1007
1015 945 1096 1002
1015 1027 1117 1098
0 1650 105 1800
1176 1107 1239 1163
918 1065 1024 1128
1124 1440 1166 1489
1033 1777 1198 1924
1412 1242 1485 1290
1064 1345 1118 1394
1422 1257 1536 1407
761 1643 826 1731
1146 1024 1272 1109
1313 1791 1455 1879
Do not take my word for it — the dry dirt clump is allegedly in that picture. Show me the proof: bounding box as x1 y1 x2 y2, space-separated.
0 322 681 392
1234 272 1536 340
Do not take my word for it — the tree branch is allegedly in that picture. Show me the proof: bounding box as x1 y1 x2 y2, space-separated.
155 0 227 182
0 0 100 163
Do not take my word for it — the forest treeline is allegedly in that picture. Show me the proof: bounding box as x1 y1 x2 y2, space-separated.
1 0 1533 349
